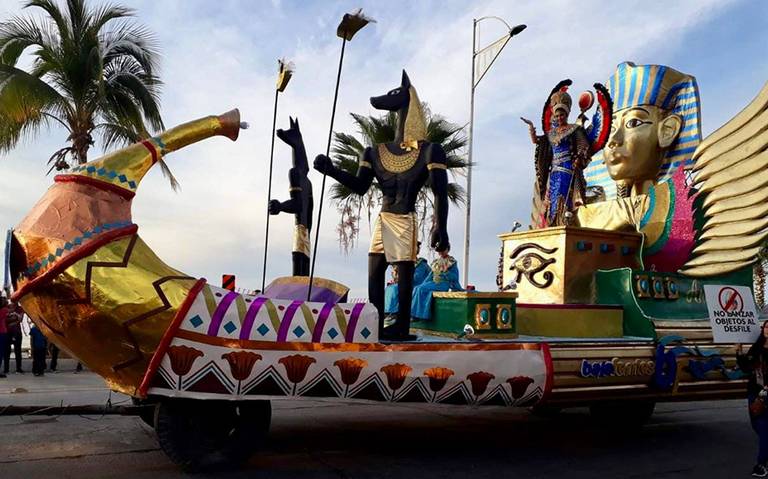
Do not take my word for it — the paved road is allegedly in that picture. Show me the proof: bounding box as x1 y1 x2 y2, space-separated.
0 359 755 478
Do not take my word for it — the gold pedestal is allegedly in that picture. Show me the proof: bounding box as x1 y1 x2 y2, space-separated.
498 227 642 304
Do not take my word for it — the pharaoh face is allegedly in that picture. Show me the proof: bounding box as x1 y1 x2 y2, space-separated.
604 105 681 183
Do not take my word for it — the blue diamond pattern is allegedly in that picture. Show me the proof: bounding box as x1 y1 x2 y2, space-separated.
108 171 117 178
47 254 56 262
223 321 237 334
87 166 96 173
74 237 82 245
83 231 92 239
360 327 371 339
189 315 203 328
327 328 339 339
118 174 127 182
97 168 106 175
64 242 73 250
55 248 63 256
293 326 305 337
256 324 270 336
128 181 136 189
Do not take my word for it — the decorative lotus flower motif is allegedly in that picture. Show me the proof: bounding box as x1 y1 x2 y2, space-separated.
167 345 204 391
380 363 412 400
334 357 368 398
467 371 495 399
334 358 368 385
167 345 204 377
423 367 455 393
279 354 317 395
222 351 262 381
507 376 535 400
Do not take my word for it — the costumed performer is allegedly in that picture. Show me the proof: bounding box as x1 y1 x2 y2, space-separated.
521 88 590 227
384 241 430 315
411 247 463 322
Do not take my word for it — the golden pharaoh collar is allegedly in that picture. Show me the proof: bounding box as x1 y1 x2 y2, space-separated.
378 144 420 174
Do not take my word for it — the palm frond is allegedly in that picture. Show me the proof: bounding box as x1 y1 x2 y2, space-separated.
1 0 166 175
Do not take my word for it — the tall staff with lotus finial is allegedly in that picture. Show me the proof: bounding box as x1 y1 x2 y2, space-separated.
308 8 375 300
262 59 295 291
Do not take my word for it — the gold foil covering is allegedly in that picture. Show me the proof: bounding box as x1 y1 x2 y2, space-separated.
498 226 642 304
293 224 311 256
369 212 418 262
19 235 196 395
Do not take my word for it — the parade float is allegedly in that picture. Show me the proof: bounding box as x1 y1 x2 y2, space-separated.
5 7 768 468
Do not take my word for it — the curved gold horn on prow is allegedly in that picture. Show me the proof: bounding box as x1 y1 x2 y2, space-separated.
10 110 246 396
217 108 243 142
58 109 245 198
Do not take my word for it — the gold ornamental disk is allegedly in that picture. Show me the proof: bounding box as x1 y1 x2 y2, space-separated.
378 144 419 174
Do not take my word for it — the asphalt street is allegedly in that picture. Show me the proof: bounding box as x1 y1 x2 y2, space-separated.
0 359 756 479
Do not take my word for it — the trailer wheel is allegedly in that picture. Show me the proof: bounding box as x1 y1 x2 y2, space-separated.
154 399 271 472
589 400 655 429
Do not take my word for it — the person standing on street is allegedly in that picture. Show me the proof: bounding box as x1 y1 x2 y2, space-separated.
4 302 24 374
29 325 47 376
737 320 768 477
0 297 8 378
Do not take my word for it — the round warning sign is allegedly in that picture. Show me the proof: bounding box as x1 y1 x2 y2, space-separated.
717 287 743 313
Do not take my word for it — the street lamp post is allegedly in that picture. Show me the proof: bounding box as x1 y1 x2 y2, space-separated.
463 18 525 287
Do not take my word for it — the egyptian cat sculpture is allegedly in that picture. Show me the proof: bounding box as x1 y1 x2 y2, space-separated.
313 71 450 341
269 117 314 276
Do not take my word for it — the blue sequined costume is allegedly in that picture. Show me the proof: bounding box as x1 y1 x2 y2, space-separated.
384 258 431 314
411 256 463 321
535 124 590 227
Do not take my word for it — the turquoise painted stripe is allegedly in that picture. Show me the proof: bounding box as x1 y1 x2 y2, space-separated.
639 182 656 228
649 66 667 105
627 68 638 109
617 63 626 109
638 66 651 107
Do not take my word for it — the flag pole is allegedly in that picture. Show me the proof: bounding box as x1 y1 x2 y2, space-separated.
463 19 477 288
307 9 375 301
462 19 525 287
261 59 293 292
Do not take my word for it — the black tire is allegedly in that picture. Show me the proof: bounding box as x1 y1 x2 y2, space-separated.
154 399 271 472
589 400 655 429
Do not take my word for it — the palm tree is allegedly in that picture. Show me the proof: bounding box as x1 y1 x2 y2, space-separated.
330 106 468 251
0 0 175 186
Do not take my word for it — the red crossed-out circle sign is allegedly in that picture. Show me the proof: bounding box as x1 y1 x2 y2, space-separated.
717 287 743 313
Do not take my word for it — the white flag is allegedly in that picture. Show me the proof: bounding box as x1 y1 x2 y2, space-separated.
474 34 510 87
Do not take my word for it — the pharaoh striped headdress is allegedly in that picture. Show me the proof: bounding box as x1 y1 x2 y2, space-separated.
584 62 702 199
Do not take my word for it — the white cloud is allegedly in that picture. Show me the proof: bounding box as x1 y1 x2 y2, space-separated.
1 0 761 299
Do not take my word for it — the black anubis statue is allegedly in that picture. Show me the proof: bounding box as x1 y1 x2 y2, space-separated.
314 71 450 341
269 117 313 276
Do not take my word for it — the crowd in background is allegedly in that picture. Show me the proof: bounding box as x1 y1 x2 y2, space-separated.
0 296 81 377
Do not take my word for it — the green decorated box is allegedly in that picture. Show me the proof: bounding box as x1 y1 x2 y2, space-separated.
417 291 518 337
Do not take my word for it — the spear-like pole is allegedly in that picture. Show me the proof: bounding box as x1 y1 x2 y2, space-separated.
261 59 294 292
307 9 375 301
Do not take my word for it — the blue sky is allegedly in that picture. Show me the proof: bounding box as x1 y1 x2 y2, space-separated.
0 0 766 298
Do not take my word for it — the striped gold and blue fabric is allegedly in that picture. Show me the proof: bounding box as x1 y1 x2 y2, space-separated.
584 62 702 199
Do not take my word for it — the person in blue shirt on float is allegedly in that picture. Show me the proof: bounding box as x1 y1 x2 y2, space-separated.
384 242 431 317
411 246 463 321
